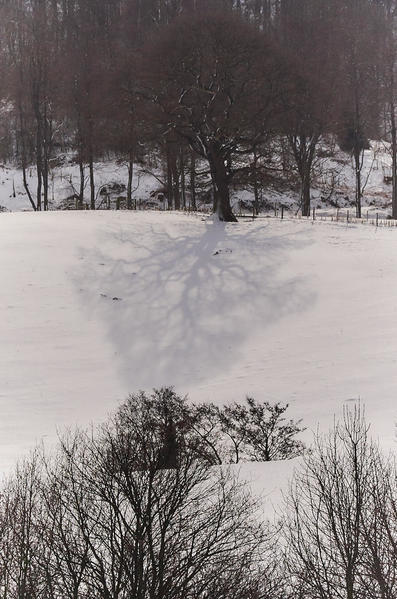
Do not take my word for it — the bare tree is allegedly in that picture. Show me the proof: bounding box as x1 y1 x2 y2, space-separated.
380 0 397 218
285 406 380 599
49 408 271 599
140 11 289 221
336 0 383 218
279 0 338 216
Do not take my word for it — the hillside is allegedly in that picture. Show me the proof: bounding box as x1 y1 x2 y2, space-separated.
1 210 396 491
0 141 396 216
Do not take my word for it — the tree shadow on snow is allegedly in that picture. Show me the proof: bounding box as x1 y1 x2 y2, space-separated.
73 218 316 391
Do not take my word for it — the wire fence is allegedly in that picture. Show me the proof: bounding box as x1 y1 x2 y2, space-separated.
237 206 397 228
60 195 397 229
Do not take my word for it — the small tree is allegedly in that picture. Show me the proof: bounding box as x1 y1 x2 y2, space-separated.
219 398 305 463
280 0 338 217
336 0 383 218
190 397 305 464
285 406 379 599
111 387 195 470
107 389 305 468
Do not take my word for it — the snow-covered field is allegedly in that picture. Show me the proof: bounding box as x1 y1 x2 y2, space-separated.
1 211 397 487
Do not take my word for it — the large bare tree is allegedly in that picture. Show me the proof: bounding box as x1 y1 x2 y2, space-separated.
140 10 289 221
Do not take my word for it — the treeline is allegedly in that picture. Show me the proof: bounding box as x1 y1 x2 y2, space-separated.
1 391 397 599
0 0 395 219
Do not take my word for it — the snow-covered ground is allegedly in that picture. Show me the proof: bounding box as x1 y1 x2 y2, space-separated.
1 211 397 495
1 140 396 214
0 159 163 212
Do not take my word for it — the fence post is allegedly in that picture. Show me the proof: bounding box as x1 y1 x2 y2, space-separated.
116 198 120 211
281 205 284 220
376 213 379 227
347 210 349 223
312 207 315 221
336 208 339 222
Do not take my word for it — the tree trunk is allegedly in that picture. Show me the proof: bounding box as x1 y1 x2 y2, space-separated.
252 148 259 216
43 155 49 211
207 145 237 222
354 147 362 219
79 161 84 207
190 152 197 211
289 134 319 218
22 164 37 212
180 151 186 210
391 101 397 219
89 156 95 210
36 117 43 211
353 86 362 219
127 154 134 208
36 164 42 212
166 145 173 210
171 161 180 211
32 81 45 212
42 108 51 211
301 167 311 217
18 101 37 211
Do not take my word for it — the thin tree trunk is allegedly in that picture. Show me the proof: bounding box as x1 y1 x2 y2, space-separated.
354 147 362 219
127 154 134 208
42 152 49 211
171 156 180 211
32 84 43 211
36 120 43 211
22 165 37 212
89 156 95 210
391 101 397 219
166 145 173 210
190 152 197 211
36 164 42 212
79 161 84 207
353 86 362 219
18 102 37 211
253 148 259 215
42 108 51 211
180 151 186 210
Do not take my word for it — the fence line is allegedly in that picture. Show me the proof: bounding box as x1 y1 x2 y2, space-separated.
61 198 397 228
238 208 397 228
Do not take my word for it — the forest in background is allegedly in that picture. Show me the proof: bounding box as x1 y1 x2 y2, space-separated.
0 0 395 220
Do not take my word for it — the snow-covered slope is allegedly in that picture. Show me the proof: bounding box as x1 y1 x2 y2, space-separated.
1 211 397 490
0 160 163 212
1 140 396 214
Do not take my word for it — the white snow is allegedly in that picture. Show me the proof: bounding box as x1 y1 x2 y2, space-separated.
0 159 163 212
0 140 396 215
233 459 301 521
1 210 397 504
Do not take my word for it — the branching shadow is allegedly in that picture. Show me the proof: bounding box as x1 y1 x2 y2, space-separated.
73 217 316 390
